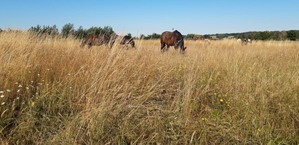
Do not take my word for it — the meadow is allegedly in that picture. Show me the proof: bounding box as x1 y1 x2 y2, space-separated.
0 31 299 144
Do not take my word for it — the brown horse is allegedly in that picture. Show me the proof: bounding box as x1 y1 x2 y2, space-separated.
115 35 135 48
81 34 135 48
160 30 186 53
80 34 110 48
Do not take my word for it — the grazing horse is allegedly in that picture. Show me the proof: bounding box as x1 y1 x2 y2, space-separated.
160 30 187 53
204 38 211 44
237 38 252 45
120 35 135 48
111 35 135 48
80 34 110 48
246 39 252 44
80 34 135 48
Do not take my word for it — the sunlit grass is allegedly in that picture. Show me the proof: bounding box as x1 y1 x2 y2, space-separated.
0 31 299 144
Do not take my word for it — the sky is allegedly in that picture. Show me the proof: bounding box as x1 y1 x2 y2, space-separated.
0 0 298 36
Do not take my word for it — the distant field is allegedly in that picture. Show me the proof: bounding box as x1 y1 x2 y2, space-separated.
0 31 299 144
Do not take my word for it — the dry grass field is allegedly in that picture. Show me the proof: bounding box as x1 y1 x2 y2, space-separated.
0 31 299 144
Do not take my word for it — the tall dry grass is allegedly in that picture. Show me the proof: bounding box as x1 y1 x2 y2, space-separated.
0 31 299 144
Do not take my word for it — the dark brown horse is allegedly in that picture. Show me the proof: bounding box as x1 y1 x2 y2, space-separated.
160 30 186 53
80 34 110 48
118 35 135 48
81 34 135 48
109 34 135 48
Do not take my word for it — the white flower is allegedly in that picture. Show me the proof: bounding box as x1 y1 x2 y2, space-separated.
26 87 29 90
0 94 4 98
16 97 19 100
17 89 21 93
6 89 11 92
1 102 5 105
18 84 22 88
0 91 3 94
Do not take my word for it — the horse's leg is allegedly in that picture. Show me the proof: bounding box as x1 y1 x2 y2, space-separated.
130 41 135 48
80 41 85 48
161 43 166 53
87 42 92 48
124 43 129 50
180 47 183 53
174 45 178 50
110 40 115 49
166 45 170 51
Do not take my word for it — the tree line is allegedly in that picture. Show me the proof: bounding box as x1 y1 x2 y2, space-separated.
0 23 298 41
25 23 116 39
204 30 298 41
141 30 298 41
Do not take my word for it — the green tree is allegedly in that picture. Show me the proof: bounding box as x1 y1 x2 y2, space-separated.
202 35 210 39
74 26 87 39
259 31 272 40
87 27 102 35
278 31 287 40
127 33 132 37
61 23 74 38
140 34 145 39
287 30 296 41
102 26 114 36
185 34 195 40
48 25 59 36
28 25 59 37
150 33 161 39
29 25 42 33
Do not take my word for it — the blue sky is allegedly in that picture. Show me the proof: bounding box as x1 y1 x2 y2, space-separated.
0 0 298 36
